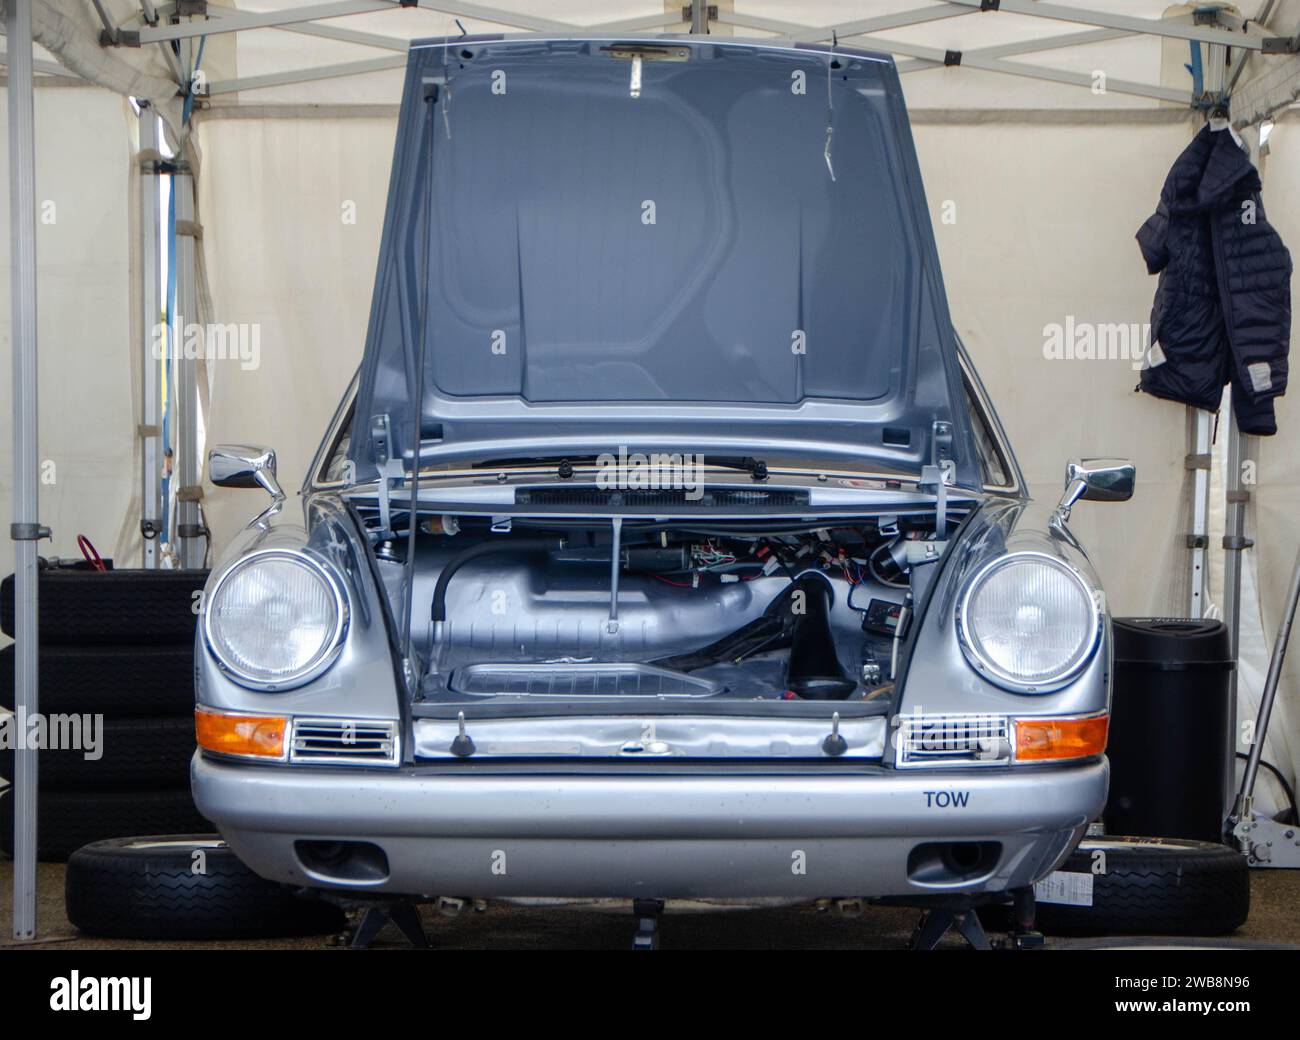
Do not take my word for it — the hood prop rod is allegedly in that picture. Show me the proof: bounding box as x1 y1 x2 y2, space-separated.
607 516 624 635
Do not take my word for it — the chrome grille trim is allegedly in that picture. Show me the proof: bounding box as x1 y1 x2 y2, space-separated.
290 717 400 766
895 713 1011 768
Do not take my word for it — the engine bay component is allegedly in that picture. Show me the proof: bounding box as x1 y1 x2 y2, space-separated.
363 510 954 706
784 574 858 700
430 536 566 624
860 597 909 639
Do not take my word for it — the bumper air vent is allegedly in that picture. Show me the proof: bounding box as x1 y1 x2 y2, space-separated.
289 718 400 766
896 713 1011 768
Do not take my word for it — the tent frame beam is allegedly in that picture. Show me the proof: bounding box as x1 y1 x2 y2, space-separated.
8 0 41 943
99 1 1296 110
945 0 1277 52
716 8 1191 104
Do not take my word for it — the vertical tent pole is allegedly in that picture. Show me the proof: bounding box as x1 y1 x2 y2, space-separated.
1222 414 1251 828
1188 408 1212 617
689 0 710 35
7 0 41 941
139 106 163 567
1221 124 1265 835
172 163 203 568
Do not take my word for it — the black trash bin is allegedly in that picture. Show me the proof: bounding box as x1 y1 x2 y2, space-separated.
1105 618 1235 844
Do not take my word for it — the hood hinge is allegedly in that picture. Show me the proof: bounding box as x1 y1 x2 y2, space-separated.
370 413 403 539
920 421 956 534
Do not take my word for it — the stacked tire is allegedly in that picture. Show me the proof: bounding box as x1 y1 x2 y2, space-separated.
0 567 212 861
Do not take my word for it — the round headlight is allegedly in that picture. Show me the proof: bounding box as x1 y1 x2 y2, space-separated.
956 552 1100 693
204 550 347 689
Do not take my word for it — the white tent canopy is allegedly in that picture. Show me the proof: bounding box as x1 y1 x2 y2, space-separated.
4 1 1300 939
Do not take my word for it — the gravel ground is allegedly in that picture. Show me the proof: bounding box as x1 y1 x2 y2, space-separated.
3 860 1299 950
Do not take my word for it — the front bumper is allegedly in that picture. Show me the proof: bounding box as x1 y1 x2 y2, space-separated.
193 754 1107 900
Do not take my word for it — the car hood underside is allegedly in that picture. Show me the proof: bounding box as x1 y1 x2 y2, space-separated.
349 36 978 484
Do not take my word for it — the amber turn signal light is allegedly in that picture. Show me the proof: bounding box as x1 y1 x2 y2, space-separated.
195 706 288 759
1014 714 1108 762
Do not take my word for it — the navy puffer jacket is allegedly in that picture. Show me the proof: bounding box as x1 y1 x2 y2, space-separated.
1136 124 1291 435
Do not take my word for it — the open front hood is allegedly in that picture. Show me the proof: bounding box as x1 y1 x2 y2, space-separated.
351 36 978 486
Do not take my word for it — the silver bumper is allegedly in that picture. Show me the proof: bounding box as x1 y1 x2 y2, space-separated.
193 753 1107 899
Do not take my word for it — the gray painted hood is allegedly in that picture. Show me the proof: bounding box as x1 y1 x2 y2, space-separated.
351 36 978 485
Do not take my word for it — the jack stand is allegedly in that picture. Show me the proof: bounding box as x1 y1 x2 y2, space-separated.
350 902 430 949
1232 814 1300 867
632 899 664 950
910 907 991 950
1010 887 1045 950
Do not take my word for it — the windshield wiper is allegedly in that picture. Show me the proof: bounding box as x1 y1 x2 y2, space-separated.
471 453 770 481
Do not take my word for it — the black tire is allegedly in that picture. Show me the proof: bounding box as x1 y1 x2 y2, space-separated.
0 644 195 716
1032 836 1249 937
1 569 208 643
65 835 346 940
0 716 195 790
0 787 210 862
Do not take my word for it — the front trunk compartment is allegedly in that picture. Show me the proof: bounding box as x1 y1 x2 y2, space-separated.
351 495 971 759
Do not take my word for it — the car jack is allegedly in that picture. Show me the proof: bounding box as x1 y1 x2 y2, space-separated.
910 907 991 950
349 901 430 949
632 899 664 950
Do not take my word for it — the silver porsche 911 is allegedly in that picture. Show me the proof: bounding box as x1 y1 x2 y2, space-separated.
191 35 1132 929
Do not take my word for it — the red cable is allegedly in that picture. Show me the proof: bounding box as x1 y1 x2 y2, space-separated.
77 534 107 572
652 574 694 588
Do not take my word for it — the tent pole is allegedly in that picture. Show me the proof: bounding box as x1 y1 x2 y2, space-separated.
7 0 42 941
1188 407 1212 618
689 0 710 35
139 105 163 567
172 165 204 568
1222 412 1251 831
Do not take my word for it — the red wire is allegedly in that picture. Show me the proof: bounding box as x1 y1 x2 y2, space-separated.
652 574 694 588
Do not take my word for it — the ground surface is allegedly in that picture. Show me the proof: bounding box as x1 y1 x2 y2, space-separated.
3 860 1299 950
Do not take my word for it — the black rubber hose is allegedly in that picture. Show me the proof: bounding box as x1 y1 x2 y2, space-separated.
430 537 565 623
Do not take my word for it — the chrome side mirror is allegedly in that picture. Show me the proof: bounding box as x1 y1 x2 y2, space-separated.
209 444 283 502
1056 458 1135 520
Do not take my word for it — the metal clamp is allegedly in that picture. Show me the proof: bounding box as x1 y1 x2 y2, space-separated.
9 523 50 542
1261 35 1300 54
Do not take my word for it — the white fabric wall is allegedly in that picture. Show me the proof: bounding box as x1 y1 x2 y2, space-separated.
1239 121 1300 812
0 84 136 595
195 112 395 546
913 114 1196 616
